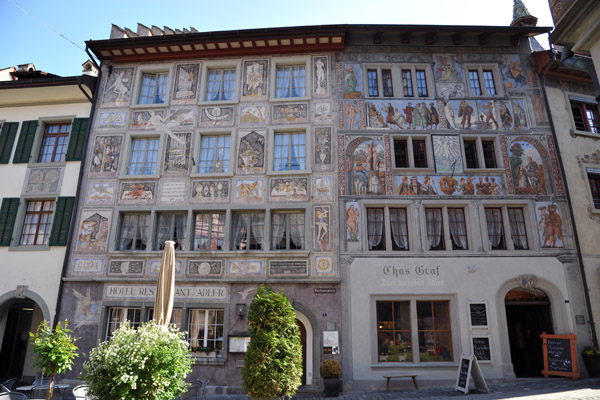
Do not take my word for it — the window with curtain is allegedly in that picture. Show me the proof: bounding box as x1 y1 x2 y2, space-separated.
155 212 187 250
275 65 306 98
390 208 409 250
105 307 141 339
194 212 225 250
485 207 505 250
139 72 168 104
119 213 150 250
367 208 385 251
425 208 444 250
417 300 453 362
377 301 412 362
206 69 236 101
271 211 304 250
188 309 224 352
38 123 70 163
507 207 528 250
273 132 306 171
231 212 264 250
20 200 54 245
448 208 467 250
198 134 230 173
128 137 159 175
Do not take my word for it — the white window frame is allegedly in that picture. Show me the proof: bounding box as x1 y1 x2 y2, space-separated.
482 203 533 251
131 64 174 108
460 135 502 171
192 129 234 177
198 61 241 104
463 64 503 97
267 126 311 175
270 56 311 101
566 93 600 138
391 135 434 170
121 132 163 178
420 203 470 252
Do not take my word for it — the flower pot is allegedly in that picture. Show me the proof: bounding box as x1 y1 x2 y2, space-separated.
322 377 342 397
583 354 600 377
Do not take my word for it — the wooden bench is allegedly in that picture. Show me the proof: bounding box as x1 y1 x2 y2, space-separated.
384 374 419 391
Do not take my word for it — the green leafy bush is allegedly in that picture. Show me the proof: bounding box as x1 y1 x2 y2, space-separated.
82 321 192 400
242 285 302 398
320 359 342 379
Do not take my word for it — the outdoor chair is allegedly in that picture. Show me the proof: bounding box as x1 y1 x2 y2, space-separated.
0 393 28 399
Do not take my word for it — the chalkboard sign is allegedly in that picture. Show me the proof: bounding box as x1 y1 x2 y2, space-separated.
541 333 579 379
455 353 489 394
469 303 488 327
472 337 491 362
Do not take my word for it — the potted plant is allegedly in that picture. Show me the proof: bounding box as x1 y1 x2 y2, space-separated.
582 345 600 377
320 359 342 397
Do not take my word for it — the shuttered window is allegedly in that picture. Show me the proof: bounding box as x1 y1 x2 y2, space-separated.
65 118 88 161
0 122 19 164
49 197 75 246
0 198 19 246
13 120 38 163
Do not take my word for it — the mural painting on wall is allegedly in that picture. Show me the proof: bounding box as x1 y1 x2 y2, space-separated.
347 137 385 195
189 261 222 277
229 260 262 276
315 127 332 171
365 100 440 130
536 202 565 248
313 55 329 98
191 180 229 202
343 100 360 129
86 182 115 205
109 260 144 275
345 202 360 242
172 63 200 104
314 102 333 122
315 255 334 275
234 178 264 203
237 129 265 174
343 63 362 99
101 67 134 107
75 210 110 253
96 111 127 130
242 59 268 101
90 135 122 177
164 132 191 175
272 103 308 124
240 105 267 125
432 135 463 174
315 206 331 251
72 288 99 328
510 98 529 130
314 175 332 201
509 139 548 195
532 90 549 125
270 177 308 201
500 55 531 89
26 168 61 193
119 182 155 205
397 175 504 196
199 106 235 127
433 55 463 83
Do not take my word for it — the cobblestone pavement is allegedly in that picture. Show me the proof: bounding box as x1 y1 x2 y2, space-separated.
207 378 600 400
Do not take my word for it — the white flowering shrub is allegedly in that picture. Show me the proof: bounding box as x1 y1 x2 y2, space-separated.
82 321 192 400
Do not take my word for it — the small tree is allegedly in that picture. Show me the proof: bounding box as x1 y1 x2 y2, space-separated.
30 320 79 400
82 321 192 400
242 285 302 398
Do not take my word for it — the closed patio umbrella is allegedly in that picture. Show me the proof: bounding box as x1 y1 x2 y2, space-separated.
154 240 175 326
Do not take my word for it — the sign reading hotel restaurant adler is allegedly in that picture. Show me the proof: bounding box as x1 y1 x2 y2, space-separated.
104 284 228 301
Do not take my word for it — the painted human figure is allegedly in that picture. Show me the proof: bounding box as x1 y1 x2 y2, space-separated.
483 102 499 130
458 100 473 129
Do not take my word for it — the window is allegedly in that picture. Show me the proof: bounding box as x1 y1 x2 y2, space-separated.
425 208 444 250
571 97 600 133
155 212 187 250
38 123 70 162
128 137 159 175
118 213 150 250
188 309 224 352
273 132 306 171
271 211 304 250
485 206 528 250
139 72 168 104
465 66 499 96
206 69 236 101
587 169 600 209
231 212 264 250
275 65 306 98
198 134 230 173
366 206 409 251
393 137 431 169
376 300 453 363
462 137 498 169
20 200 54 245
194 212 225 250
367 67 393 98
105 307 141 339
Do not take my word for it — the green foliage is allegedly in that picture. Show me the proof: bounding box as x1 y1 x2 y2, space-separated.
320 359 342 378
242 285 302 398
82 321 193 400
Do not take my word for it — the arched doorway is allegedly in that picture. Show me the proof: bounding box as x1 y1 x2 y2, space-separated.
505 287 553 377
0 299 36 379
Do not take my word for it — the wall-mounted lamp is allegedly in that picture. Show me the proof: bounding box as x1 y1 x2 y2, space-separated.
236 303 247 319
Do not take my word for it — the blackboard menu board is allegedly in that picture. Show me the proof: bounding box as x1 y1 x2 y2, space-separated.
546 338 572 373
469 303 488 327
472 337 491 361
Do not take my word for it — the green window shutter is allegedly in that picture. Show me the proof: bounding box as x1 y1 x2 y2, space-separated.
0 122 19 164
49 197 75 246
65 118 89 161
12 120 38 163
0 198 19 246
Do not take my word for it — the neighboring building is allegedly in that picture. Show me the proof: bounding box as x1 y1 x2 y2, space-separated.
0 63 96 381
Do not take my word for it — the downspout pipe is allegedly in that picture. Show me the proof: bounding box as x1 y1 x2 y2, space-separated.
541 49 599 348
560 47 600 101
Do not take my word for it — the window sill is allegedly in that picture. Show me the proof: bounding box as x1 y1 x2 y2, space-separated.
571 129 600 139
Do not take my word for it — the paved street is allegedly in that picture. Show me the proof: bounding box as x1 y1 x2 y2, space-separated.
207 378 600 400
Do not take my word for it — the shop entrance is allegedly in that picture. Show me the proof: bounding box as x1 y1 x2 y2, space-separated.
0 299 35 380
505 288 553 377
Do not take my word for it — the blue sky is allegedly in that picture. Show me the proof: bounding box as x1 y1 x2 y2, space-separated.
1 0 554 77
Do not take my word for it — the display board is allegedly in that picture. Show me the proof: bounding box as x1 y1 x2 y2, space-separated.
541 332 579 379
